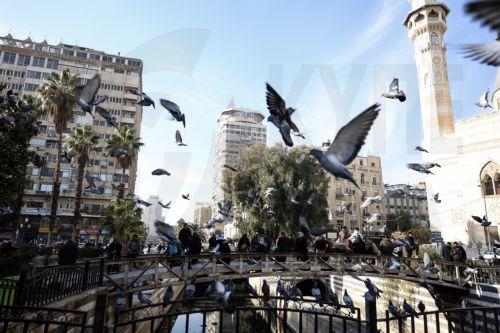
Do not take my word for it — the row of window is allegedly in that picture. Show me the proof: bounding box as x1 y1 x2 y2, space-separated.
226 124 266 132
2 52 58 69
27 166 129 183
0 68 25 77
27 70 50 80
99 83 124 91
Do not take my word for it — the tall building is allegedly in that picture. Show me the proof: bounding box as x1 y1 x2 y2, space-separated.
193 202 212 228
321 139 387 232
404 0 500 244
0 34 143 242
213 107 267 224
385 183 429 228
142 195 164 238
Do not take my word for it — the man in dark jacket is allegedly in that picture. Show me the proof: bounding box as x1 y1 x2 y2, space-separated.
126 234 142 258
237 233 251 253
452 242 467 263
405 232 419 258
208 231 218 250
276 232 291 262
107 238 122 273
58 236 78 265
442 242 453 261
189 233 202 265
178 223 192 254
295 233 309 261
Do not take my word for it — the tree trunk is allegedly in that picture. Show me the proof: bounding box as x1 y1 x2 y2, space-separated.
48 132 63 246
117 168 126 200
72 157 86 242
10 165 27 244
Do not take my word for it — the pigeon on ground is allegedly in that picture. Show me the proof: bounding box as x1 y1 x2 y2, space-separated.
75 74 107 117
382 78 406 102
183 279 196 301
265 83 304 146
223 164 240 172
328 290 341 310
475 90 493 108
155 221 181 247
311 280 323 306
152 168 171 176
135 197 151 207
264 187 276 198
403 299 419 317
277 281 290 301
163 285 174 307
310 104 380 188
138 291 152 305
415 146 429 153
182 193 190 200
262 279 270 299
159 200 171 209
417 301 425 313
343 290 355 313
127 88 155 108
175 130 187 146
160 99 185 127
460 0 500 66
243 280 258 297
471 215 491 227
407 163 434 175
422 162 441 169
95 106 119 128
433 193 441 203
361 196 381 208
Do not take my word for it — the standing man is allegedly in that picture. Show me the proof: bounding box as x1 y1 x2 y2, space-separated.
58 235 78 265
126 234 142 259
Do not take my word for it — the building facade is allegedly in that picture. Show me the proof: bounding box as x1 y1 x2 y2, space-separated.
404 0 500 244
193 202 212 228
142 195 164 239
0 34 143 242
212 107 267 226
385 183 429 228
321 140 387 233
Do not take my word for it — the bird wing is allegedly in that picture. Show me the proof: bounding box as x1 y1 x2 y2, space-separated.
434 193 439 200
265 83 286 119
126 88 140 96
361 197 372 208
389 78 399 92
79 74 101 104
155 221 180 245
175 130 182 144
465 0 500 32
326 104 380 165
471 215 483 223
461 41 500 66
160 99 181 116
85 172 96 188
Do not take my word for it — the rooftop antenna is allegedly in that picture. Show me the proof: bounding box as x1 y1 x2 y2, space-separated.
227 97 235 109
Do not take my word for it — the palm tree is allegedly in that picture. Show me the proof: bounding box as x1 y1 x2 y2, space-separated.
38 69 77 246
107 126 143 199
66 125 99 241
101 199 145 241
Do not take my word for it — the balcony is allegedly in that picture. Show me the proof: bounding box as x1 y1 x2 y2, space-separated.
120 117 135 125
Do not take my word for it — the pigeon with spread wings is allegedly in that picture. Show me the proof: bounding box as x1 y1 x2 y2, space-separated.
310 104 380 187
382 78 406 102
75 74 107 117
160 99 186 127
175 130 187 146
127 88 155 108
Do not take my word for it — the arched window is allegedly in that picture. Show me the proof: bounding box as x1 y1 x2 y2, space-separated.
483 175 494 195
428 10 439 18
415 13 425 23
360 173 365 184
431 33 440 47
495 173 500 195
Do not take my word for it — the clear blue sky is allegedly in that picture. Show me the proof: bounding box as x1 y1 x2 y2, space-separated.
1 0 497 223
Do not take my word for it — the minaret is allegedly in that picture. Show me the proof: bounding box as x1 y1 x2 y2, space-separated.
403 0 454 145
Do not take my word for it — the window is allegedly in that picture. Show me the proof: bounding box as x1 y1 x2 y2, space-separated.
3 52 15 64
49 47 61 54
40 183 53 192
61 170 71 178
76 52 87 59
360 173 365 184
371 162 375 167
415 13 425 23
24 83 39 92
372 177 377 185
27 70 42 79
89 54 101 60
128 60 141 67
33 56 45 67
428 10 439 18
102 55 113 63
359 159 364 166
17 54 30 66
115 58 125 64
63 49 74 56
47 59 59 69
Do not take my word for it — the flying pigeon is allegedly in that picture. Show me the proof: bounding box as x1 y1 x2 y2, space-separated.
277 281 290 301
403 299 419 317
110 148 131 159
95 106 119 129
310 104 380 188
183 279 196 301
475 90 493 108
175 130 187 146
155 221 181 247
217 201 232 217
310 227 334 237
75 74 107 116
127 88 155 108
306 193 316 206
311 280 323 306
433 193 441 203
291 194 300 205
85 172 97 189
205 217 223 229
361 196 381 208
341 202 352 214
328 290 341 310
415 146 429 153
299 215 311 239
159 200 171 209
135 197 151 207
163 284 174 307
382 78 406 102
151 168 171 176
471 215 491 227
417 301 425 313
343 290 355 313
264 187 276 198
407 163 434 175
265 83 304 146
422 162 441 169
160 99 186 127
182 193 190 200
460 0 500 66
389 256 403 270
138 291 152 305
223 164 240 172
365 213 382 224
243 280 258 297
262 279 270 299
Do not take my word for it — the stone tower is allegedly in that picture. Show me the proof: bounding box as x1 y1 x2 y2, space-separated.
403 0 454 146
